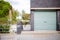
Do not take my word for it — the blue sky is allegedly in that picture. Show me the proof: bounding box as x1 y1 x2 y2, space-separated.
5 0 30 13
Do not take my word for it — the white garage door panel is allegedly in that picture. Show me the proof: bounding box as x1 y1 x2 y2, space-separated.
34 11 56 31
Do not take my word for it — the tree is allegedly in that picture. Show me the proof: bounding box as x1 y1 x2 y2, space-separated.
11 10 18 24
0 0 4 1
0 1 11 18
0 0 11 33
0 0 11 24
22 10 30 25
22 10 30 20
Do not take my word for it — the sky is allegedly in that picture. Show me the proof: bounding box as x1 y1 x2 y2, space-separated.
5 0 30 14
5 0 30 19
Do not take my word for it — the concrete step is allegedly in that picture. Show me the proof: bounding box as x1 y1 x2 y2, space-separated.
21 31 60 35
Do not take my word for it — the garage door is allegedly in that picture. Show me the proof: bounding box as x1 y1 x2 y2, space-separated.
34 11 56 31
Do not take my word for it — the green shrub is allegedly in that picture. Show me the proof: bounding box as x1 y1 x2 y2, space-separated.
0 25 10 33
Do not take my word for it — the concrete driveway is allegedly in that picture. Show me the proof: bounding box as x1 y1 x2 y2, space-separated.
0 31 60 40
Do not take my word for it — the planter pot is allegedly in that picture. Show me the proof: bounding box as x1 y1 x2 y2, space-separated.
23 24 31 31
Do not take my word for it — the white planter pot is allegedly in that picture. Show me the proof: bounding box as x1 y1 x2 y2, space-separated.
9 24 17 33
23 24 31 31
